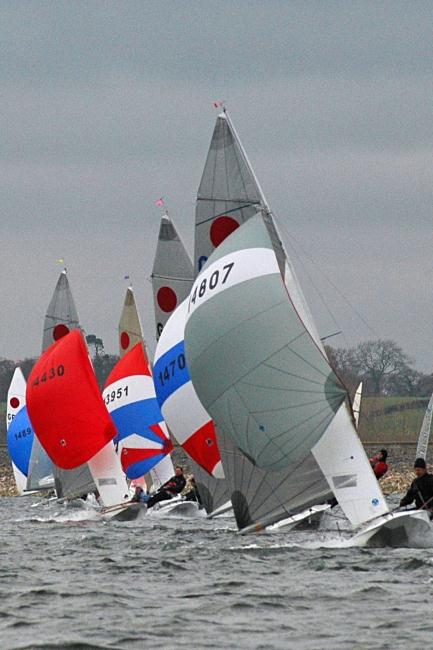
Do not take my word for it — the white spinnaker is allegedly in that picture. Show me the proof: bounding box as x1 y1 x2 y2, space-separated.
415 392 433 461
87 442 130 508
6 368 27 494
312 403 389 527
352 382 363 428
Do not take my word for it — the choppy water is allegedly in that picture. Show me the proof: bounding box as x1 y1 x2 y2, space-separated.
1 497 433 650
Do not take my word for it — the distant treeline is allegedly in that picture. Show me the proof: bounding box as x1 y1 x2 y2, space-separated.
326 339 433 398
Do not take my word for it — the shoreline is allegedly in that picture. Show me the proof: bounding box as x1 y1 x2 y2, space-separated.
0 456 418 499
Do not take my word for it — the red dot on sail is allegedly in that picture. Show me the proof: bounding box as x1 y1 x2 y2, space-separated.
157 287 177 313
53 324 70 341
210 216 239 247
120 331 130 350
10 397 20 409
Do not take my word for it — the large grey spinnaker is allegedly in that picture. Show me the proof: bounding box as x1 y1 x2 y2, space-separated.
415 392 433 461
152 214 194 340
185 216 388 530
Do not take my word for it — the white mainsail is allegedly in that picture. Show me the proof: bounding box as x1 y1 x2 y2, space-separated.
151 214 194 340
352 382 363 428
185 216 388 531
415 392 433 461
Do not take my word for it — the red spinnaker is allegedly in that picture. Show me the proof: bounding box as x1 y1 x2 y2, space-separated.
26 330 117 469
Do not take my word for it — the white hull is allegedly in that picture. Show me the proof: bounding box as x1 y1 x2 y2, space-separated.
266 504 331 533
100 501 144 522
152 496 204 518
348 510 432 548
207 500 233 519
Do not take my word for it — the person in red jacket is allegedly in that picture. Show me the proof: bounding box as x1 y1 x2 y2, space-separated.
369 448 389 480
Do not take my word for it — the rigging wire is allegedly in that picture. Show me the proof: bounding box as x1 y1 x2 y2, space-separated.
273 211 378 347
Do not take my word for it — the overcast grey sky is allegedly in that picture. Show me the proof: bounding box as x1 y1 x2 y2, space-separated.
2 1 433 369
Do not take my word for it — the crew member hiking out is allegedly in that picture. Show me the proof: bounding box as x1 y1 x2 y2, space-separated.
146 466 186 509
400 458 433 519
369 448 389 480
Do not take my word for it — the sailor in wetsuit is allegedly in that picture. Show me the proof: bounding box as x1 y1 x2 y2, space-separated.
183 475 202 505
400 458 433 519
131 486 148 503
146 466 186 509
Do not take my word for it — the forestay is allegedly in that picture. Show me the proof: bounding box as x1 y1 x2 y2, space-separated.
103 343 173 480
151 214 194 339
185 216 388 530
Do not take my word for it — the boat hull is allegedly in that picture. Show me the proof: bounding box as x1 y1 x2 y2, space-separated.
154 497 203 517
349 510 432 548
101 502 143 521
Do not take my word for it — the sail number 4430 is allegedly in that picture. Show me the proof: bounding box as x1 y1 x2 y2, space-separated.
32 365 65 386
190 262 234 306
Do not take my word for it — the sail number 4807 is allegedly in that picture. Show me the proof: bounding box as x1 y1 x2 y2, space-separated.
190 262 234 307
32 365 65 386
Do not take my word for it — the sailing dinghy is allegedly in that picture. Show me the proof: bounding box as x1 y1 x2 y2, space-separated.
6 368 32 494
117 285 174 491
151 214 231 516
153 298 231 516
26 330 137 520
26 270 97 498
184 215 432 546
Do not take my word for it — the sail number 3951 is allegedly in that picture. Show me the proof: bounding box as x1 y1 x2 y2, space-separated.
189 262 234 307
32 365 65 386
